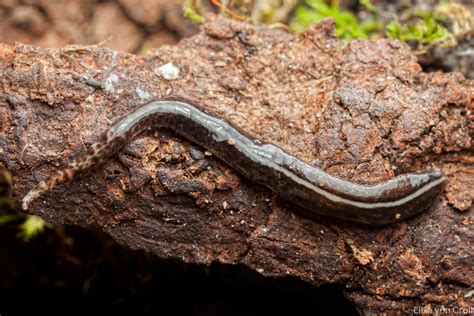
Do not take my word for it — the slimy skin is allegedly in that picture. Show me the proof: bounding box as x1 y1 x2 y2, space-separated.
22 100 445 225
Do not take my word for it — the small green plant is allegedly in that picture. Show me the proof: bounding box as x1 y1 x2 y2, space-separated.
359 0 376 14
17 215 50 241
0 164 49 241
386 12 450 52
0 213 50 241
290 0 381 39
183 0 204 24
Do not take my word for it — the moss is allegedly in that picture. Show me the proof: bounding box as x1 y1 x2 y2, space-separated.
289 0 381 39
182 0 461 53
289 0 457 52
386 11 451 52
183 0 204 24
17 215 50 241
0 164 49 242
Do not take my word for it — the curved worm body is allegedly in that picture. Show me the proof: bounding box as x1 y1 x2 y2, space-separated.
22 100 445 225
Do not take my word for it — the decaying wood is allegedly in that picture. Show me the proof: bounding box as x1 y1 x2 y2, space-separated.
0 15 472 313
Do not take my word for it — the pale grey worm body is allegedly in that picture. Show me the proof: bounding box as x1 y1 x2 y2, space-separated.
22 99 445 225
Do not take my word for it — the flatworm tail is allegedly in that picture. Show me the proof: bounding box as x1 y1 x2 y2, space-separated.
22 100 446 225
22 126 131 210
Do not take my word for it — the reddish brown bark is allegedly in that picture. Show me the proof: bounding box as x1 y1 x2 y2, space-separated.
0 16 472 313
0 0 197 51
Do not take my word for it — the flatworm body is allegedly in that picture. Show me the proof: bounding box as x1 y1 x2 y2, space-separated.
22 100 445 225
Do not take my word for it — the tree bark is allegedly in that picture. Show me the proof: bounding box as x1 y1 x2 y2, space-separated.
0 15 472 314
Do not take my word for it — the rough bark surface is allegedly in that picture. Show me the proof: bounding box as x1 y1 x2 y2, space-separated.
0 16 473 313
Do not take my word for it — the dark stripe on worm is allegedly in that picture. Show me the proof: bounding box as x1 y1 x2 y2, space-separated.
22 99 445 225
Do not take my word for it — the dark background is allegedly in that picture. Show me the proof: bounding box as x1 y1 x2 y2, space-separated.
0 224 357 315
